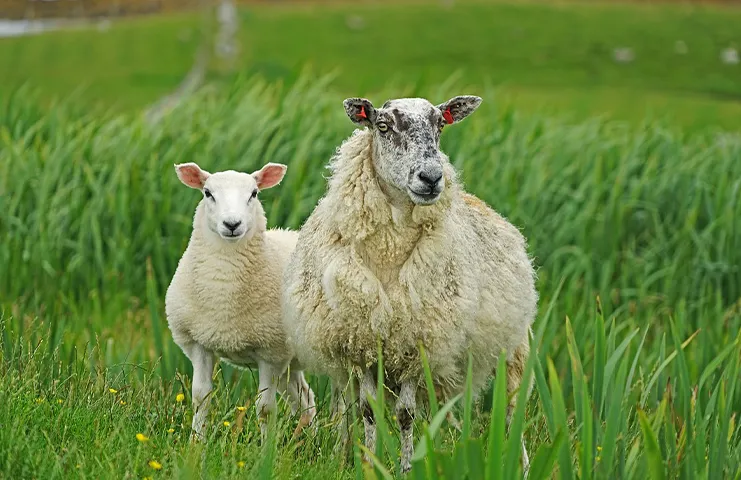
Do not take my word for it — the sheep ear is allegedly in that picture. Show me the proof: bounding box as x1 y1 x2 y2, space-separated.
436 95 482 125
175 162 210 189
252 163 287 190
343 98 377 126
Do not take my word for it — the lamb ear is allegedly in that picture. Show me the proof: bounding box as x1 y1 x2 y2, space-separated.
175 162 210 189
252 163 287 190
436 95 482 125
343 98 378 126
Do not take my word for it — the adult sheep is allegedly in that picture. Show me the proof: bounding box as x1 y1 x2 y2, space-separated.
283 96 538 472
166 161 316 441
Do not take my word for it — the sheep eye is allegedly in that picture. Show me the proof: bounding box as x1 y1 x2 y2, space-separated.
377 122 389 133
250 189 258 200
204 189 214 200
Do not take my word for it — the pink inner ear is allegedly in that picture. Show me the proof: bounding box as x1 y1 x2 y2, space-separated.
255 164 287 189
177 164 207 189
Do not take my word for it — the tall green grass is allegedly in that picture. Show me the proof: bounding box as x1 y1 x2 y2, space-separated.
0 73 739 478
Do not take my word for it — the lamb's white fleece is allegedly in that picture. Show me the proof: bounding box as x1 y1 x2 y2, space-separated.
167 204 297 368
166 164 315 440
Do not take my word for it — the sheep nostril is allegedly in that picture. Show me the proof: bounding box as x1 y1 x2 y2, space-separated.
223 220 242 231
417 171 442 187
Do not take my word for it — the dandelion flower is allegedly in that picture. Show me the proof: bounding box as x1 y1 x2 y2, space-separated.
236 406 246 412
120 400 127 406
167 428 175 433
148 460 162 470
109 388 118 394
223 421 231 427
176 393 185 403
237 461 245 468
136 433 149 443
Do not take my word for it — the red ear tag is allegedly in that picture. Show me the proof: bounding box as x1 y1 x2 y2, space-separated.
358 105 368 119
443 108 454 125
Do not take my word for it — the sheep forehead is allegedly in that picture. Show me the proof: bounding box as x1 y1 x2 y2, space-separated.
204 170 256 192
379 98 441 130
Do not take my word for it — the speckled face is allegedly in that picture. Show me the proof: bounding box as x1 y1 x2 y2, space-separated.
344 95 482 205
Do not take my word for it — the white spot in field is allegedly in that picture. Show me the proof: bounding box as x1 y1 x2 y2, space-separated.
674 40 687 55
613 47 634 63
96 19 111 32
345 15 365 31
721 47 739 65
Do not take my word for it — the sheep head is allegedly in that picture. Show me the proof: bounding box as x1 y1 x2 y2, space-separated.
175 162 287 243
343 95 481 206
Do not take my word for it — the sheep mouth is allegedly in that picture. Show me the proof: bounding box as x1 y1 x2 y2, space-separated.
219 231 246 241
408 188 442 205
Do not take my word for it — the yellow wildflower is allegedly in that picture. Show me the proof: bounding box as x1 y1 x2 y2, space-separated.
176 393 185 403
136 433 149 443
596 456 601 462
57 399 63 404
148 460 162 470
35 398 45 404
237 461 245 468
120 400 127 406
143 477 153 480
597 445 602 452
223 421 231 427
236 406 246 412
109 388 118 394
167 428 175 433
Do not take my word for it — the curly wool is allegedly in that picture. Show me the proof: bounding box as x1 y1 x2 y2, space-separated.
167 203 297 368
283 128 538 399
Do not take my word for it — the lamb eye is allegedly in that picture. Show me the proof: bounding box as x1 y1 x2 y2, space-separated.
204 189 214 200
377 122 389 133
250 189 258 199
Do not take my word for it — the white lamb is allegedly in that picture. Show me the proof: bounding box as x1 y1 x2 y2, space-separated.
166 161 316 441
283 96 538 472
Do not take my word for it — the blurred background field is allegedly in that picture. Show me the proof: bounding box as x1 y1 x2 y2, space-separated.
0 1 740 479
1 0 741 128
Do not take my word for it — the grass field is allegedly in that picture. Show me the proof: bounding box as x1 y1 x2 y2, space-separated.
1 1 741 128
1 1 741 478
1 70 740 478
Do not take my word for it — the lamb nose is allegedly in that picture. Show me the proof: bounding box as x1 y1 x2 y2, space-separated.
223 220 242 231
418 171 443 187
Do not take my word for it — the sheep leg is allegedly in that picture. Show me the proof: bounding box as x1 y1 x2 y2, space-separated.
285 369 317 436
506 340 534 476
331 379 349 455
396 381 416 473
256 360 279 440
360 369 377 464
183 342 215 442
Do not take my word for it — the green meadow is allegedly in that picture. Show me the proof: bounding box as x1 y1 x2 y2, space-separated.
0 1 740 479
1 1 741 128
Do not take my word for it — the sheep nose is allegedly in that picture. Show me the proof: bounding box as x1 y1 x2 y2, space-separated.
417 171 443 188
223 220 242 231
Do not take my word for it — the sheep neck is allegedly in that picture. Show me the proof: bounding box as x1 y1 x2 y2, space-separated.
327 129 456 272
